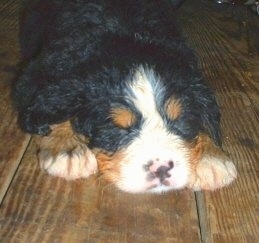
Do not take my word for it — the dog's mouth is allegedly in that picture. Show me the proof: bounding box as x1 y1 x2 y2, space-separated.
146 179 172 191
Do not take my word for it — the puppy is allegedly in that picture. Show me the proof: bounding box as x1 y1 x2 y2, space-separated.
13 0 237 193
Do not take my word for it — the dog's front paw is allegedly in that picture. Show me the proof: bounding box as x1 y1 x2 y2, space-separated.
189 155 237 191
39 144 97 180
36 121 97 180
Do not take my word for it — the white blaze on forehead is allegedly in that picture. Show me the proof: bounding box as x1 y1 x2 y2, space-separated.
129 66 163 119
129 65 171 139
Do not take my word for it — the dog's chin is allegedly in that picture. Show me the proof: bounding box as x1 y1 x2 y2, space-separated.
115 176 189 194
113 158 190 194
99 165 190 194
146 184 186 194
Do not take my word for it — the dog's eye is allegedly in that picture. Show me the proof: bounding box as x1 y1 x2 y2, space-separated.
165 97 182 120
110 108 136 129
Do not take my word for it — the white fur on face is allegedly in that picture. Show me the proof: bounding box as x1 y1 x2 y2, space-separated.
116 67 191 193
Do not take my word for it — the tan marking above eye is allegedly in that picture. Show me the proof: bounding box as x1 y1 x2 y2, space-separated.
165 97 182 120
110 108 136 129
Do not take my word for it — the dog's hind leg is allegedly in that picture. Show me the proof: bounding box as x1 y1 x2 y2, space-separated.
36 121 97 180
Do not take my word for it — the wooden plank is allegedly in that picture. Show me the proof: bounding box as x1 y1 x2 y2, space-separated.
179 1 259 242
0 140 201 242
0 0 31 204
202 93 259 242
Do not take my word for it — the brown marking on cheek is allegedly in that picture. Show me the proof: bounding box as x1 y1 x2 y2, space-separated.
94 149 125 183
35 121 89 157
110 108 136 129
165 97 182 120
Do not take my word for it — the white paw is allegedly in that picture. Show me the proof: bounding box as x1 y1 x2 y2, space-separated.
189 155 237 191
39 145 98 180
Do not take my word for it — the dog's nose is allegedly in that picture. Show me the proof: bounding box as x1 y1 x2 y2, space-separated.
144 160 174 183
155 161 174 181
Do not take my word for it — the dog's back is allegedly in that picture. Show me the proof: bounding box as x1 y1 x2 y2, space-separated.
19 0 182 61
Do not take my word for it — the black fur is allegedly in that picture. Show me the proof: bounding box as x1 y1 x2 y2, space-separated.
13 0 221 152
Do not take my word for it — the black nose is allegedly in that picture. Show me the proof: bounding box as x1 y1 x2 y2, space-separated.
155 161 174 182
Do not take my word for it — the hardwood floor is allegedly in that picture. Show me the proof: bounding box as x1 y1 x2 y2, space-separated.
0 0 258 242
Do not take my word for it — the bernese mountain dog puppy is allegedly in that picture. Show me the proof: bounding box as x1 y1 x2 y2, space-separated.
13 0 237 193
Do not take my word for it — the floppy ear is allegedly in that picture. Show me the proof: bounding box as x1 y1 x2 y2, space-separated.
37 121 98 180
201 108 222 147
72 103 112 139
197 92 222 147
72 108 95 138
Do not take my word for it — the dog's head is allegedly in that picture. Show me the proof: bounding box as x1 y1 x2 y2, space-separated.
72 65 220 193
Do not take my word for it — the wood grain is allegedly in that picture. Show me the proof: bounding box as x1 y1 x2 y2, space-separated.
1 0 259 242
0 140 201 242
0 0 31 205
179 1 259 242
